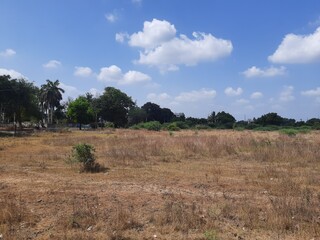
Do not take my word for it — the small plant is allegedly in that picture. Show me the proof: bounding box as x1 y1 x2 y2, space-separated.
204 229 219 240
69 143 101 172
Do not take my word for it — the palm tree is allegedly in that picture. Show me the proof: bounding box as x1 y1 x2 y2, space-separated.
40 80 64 125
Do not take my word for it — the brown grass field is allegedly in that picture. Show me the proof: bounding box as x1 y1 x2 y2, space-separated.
0 129 319 240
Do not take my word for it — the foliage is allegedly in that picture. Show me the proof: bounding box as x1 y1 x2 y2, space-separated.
166 122 181 131
69 143 100 172
255 112 283 126
0 75 41 126
131 121 162 131
128 107 147 126
40 79 64 125
67 96 93 130
214 111 236 128
141 102 174 123
97 87 134 127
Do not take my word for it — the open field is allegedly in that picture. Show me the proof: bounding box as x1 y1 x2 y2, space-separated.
0 129 319 240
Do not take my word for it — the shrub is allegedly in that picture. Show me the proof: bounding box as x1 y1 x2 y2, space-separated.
279 128 298 136
166 123 181 131
69 143 101 172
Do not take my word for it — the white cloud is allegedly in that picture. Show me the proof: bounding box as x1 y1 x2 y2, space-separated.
115 32 129 43
235 98 250 105
137 32 233 71
132 0 142 4
105 13 117 23
279 86 294 102
224 87 243 97
175 88 216 103
97 65 151 85
89 88 102 97
269 27 320 64
59 82 82 99
129 19 177 49
242 66 286 78
301 87 320 102
122 71 151 85
301 87 320 97
250 92 263 99
122 19 232 72
74 66 93 77
0 68 26 79
147 93 171 102
43 60 61 69
0 48 16 57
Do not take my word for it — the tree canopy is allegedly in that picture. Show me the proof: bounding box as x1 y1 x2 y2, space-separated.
97 87 135 127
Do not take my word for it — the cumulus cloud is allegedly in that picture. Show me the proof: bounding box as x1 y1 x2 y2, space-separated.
242 66 286 78
43 60 61 69
97 65 151 85
269 27 320 63
175 88 216 103
224 87 243 97
0 48 16 57
279 86 295 102
129 19 177 49
74 66 93 77
0 68 26 79
119 19 233 72
250 92 263 99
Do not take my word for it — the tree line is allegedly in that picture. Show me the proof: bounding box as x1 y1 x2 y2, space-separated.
1 75 319 130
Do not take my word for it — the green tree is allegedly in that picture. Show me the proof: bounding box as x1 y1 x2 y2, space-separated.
215 111 236 129
67 96 93 130
161 108 174 123
141 102 162 122
97 87 134 127
0 75 40 127
128 107 147 126
255 112 283 126
40 79 64 125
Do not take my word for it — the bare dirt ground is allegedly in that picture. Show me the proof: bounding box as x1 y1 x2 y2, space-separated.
0 129 319 239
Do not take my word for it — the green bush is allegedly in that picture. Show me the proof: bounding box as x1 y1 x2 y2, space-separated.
69 143 101 172
131 121 162 131
204 229 219 240
166 123 181 131
279 128 298 136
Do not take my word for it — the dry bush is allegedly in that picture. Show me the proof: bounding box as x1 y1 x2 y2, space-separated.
62 194 100 230
154 199 206 233
0 193 37 239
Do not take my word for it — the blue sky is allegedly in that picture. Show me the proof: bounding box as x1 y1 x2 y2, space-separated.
1 0 320 120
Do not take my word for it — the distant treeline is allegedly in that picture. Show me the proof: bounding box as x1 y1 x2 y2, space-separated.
1 75 319 131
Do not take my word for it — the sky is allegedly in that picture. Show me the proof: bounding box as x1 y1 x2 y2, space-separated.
1 0 320 121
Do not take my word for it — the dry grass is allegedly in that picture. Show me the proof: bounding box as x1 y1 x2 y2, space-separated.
0 129 319 239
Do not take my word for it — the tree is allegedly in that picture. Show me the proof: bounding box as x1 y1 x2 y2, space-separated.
255 112 283 126
40 79 65 125
67 96 93 130
215 111 236 129
128 107 147 126
161 108 174 123
141 102 162 122
0 75 40 127
97 87 134 127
